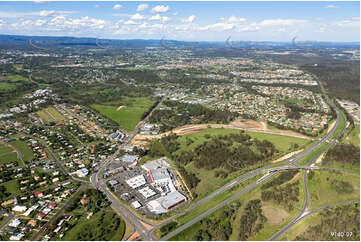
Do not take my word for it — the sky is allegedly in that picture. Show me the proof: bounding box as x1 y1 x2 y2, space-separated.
0 1 359 42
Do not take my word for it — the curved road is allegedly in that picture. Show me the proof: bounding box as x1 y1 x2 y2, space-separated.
159 79 349 241
268 80 349 240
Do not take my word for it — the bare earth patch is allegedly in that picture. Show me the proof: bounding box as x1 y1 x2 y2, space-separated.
271 149 303 163
117 105 125 110
262 204 289 225
130 121 313 147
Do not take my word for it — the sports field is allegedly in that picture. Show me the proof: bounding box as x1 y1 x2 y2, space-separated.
91 97 154 131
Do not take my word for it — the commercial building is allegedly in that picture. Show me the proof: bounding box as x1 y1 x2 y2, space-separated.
138 186 156 199
125 175 146 189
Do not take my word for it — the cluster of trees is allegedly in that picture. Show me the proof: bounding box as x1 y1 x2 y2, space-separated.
330 179 354 194
140 98 160 120
323 143 360 167
295 203 360 241
0 185 10 200
238 199 267 240
178 167 200 191
177 133 277 171
149 100 237 132
160 221 178 237
261 170 298 190
261 181 300 211
193 207 236 241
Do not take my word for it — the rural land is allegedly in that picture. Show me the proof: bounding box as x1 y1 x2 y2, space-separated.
0 3 360 241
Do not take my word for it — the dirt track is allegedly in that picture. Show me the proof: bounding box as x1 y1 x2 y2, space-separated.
131 120 314 147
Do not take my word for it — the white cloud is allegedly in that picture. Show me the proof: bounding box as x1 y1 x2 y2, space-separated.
181 15 196 23
335 19 360 27
39 10 56 17
0 19 5 27
0 10 72 18
94 4 100 8
149 14 171 22
151 5 170 13
124 20 140 25
130 13 145 20
149 14 161 21
113 4 122 10
162 16 171 22
226 16 246 23
326 5 338 9
198 22 236 31
137 4 149 11
258 18 307 26
46 16 106 30
34 19 47 26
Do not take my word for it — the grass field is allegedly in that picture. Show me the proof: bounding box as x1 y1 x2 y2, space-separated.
9 140 33 162
61 210 126 241
0 144 13 154
0 152 18 164
307 170 360 210
46 106 65 120
279 211 322 241
0 82 15 92
176 128 310 155
36 106 64 123
91 97 154 131
347 125 360 147
3 180 20 197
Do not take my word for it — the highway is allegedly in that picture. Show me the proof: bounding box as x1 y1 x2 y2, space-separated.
269 200 360 240
160 172 278 241
83 76 351 241
158 79 350 241
268 79 349 241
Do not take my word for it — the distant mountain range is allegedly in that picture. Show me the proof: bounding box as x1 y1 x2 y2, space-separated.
0 34 359 49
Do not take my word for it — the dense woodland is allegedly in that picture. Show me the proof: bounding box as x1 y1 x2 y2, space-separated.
149 100 238 132
261 181 300 211
238 199 267 240
149 132 278 171
295 203 360 241
323 143 360 167
193 206 235 241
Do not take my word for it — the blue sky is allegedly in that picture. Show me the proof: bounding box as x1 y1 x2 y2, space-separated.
0 1 359 42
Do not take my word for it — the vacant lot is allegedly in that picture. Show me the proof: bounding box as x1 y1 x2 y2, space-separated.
61 210 125 241
347 125 360 147
36 106 64 123
9 140 33 162
91 97 154 131
308 170 360 210
176 128 310 154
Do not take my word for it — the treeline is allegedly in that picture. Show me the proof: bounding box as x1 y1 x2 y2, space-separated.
330 179 354 194
55 82 153 106
238 199 267 240
295 203 360 241
261 170 298 190
141 98 160 120
178 167 200 191
149 100 238 132
261 181 300 211
193 206 237 241
323 143 360 167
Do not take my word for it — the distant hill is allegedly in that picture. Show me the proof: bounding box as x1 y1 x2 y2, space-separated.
0 34 359 49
